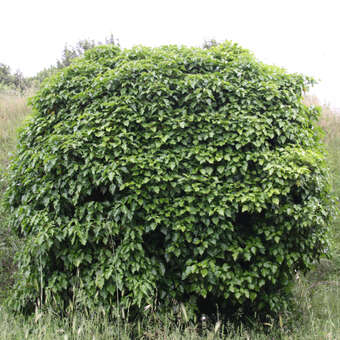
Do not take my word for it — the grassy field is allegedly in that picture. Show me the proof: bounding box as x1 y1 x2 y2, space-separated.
0 90 31 300
0 90 340 339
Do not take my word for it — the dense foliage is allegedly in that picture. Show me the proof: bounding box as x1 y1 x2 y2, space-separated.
5 42 335 317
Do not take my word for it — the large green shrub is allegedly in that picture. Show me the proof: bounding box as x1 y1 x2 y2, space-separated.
5 43 335 316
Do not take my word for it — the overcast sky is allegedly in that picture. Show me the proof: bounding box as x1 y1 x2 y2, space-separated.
1 0 339 107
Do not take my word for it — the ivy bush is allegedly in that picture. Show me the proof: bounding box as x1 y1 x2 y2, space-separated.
5 43 335 316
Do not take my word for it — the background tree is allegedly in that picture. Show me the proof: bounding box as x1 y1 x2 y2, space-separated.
0 63 29 91
0 63 13 86
202 38 219 49
56 35 119 69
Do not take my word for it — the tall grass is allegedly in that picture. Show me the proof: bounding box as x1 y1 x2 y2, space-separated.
0 306 274 340
0 92 340 339
320 111 340 199
0 90 31 300
0 91 31 168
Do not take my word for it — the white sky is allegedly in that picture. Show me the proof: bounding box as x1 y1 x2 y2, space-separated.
1 0 339 107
